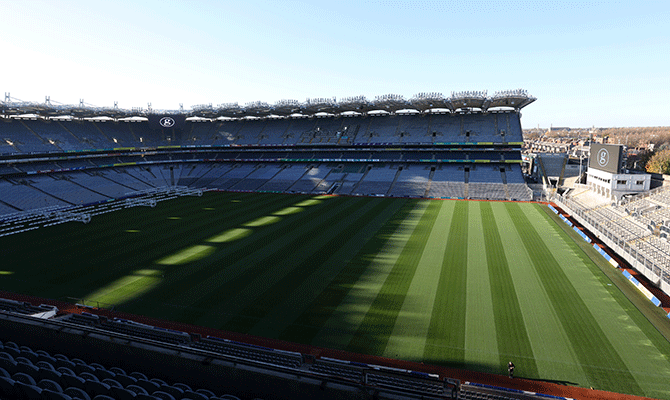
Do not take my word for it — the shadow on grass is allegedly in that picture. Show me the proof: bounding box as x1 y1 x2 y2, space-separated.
520 376 579 386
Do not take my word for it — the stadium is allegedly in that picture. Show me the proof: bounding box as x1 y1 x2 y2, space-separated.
1 89 670 400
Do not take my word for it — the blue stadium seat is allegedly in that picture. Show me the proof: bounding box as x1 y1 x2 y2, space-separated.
3 343 21 358
93 368 115 380
172 382 192 393
84 379 111 398
89 363 105 371
135 378 160 393
16 359 40 377
0 357 18 375
108 367 127 376
38 367 63 386
61 374 86 390
64 386 91 400
114 374 138 387
196 388 216 398
150 378 167 387
101 378 123 388
0 366 10 378
13 371 37 386
36 361 57 371
54 357 77 370
20 347 39 364
57 367 77 376
152 390 176 400
135 394 160 400
93 395 116 400
158 384 183 399
126 384 149 395
79 372 99 382
130 371 148 381
36 350 58 365
73 363 96 376
42 388 74 400
14 379 43 400
109 386 139 400
15 356 35 366
38 378 64 393
183 390 209 400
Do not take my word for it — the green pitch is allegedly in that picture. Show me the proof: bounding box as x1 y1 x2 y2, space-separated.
2 192 670 399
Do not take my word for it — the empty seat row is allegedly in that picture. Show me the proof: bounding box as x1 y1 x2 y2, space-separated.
191 338 302 369
0 340 245 400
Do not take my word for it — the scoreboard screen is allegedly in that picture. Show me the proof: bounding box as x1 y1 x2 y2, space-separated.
589 144 623 174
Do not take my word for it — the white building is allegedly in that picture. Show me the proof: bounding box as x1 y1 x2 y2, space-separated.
586 143 651 201
587 167 651 200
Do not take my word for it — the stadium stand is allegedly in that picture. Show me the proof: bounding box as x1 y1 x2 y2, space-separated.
0 101 531 209
554 185 670 294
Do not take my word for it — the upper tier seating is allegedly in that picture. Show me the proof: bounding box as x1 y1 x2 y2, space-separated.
2 111 524 151
0 111 530 210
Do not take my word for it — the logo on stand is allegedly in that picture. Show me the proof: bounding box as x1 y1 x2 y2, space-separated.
597 148 609 167
159 117 175 128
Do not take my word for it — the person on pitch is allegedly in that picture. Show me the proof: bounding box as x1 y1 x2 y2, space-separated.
508 361 515 378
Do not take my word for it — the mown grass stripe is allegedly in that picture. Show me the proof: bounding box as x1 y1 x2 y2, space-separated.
507 203 642 394
480 202 538 377
464 202 499 373
346 200 442 356
382 201 457 361
248 198 407 338
421 201 468 367
308 201 430 350
492 202 588 385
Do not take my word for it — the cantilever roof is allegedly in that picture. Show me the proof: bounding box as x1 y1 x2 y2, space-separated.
1 90 536 119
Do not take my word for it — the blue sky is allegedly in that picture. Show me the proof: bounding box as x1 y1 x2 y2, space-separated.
1 0 668 128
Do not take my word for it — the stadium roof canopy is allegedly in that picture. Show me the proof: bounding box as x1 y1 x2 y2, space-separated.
1 89 535 119
409 92 453 112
